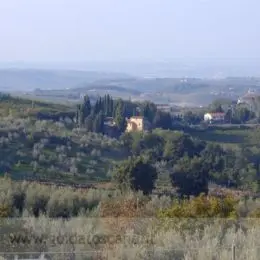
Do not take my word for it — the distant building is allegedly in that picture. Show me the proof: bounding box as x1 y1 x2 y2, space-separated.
126 116 151 132
204 112 225 123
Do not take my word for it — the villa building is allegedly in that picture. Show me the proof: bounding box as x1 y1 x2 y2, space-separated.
204 112 225 123
126 116 151 132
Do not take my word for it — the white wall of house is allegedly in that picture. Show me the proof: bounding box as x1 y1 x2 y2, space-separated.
204 113 225 122
204 113 213 121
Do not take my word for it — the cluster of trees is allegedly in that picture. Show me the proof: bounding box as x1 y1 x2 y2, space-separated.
0 92 11 101
181 99 258 126
0 116 125 184
1 175 259 221
113 130 260 197
0 176 116 218
36 111 75 122
210 100 256 124
74 95 260 134
3 94 260 200
112 156 158 195
76 95 174 134
76 95 135 133
2 115 259 196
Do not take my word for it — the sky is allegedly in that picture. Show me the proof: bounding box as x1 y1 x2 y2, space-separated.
0 0 259 64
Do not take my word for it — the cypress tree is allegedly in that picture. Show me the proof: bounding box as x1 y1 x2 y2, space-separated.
109 97 114 117
93 112 104 133
82 95 92 119
114 99 126 132
85 114 93 132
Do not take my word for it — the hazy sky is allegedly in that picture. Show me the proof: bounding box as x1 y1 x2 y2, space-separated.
0 0 259 63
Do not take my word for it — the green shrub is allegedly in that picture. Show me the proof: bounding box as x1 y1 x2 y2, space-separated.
158 194 238 218
0 204 11 217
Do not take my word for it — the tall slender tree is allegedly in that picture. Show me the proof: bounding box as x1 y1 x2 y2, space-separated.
93 112 104 133
82 95 92 118
114 99 126 132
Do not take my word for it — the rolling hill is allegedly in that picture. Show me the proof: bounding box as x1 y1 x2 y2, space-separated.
3 68 260 107
0 69 132 91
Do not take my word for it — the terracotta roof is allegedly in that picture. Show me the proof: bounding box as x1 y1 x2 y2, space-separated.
208 112 225 116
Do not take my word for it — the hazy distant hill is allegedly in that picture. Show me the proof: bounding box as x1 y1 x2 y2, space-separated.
74 85 141 95
3 68 260 107
23 76 260 107
30 84 142 102
0 69 132 91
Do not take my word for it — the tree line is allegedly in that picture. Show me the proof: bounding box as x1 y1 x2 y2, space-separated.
75 94 173 134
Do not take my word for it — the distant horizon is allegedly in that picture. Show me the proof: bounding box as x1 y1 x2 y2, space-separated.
0 59 260 78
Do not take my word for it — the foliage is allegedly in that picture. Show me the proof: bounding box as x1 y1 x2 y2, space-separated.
0 177 121 218
100 194 148 218
170 156 209 197
153 110 173 129
2 94 260 206
114 99 127 132
183 111 202 125
209 100 225 113
231 106 255 124
158 194 238 218
140 101 157 122
0 204 11 217
75 94 175 134
112 156 158 195
163 131 204 163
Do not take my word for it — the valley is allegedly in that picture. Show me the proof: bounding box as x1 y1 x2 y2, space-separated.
2 69 260 107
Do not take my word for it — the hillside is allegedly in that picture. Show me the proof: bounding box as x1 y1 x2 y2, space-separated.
0 93 259 191
0 95 129 185
15 73 260 106
2 95 260 260
1 68 260 106
0 69 132 91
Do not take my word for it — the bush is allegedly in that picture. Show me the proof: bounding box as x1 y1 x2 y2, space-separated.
170 156 209 197
0 204 11 217
112 156 158 195
158 194 238 218
100 195 148 218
